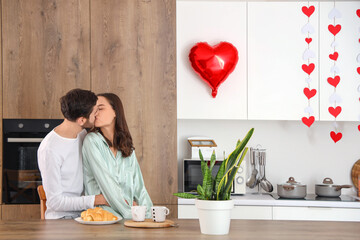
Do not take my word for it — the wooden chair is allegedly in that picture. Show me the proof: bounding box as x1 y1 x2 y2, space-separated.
37 185 47 220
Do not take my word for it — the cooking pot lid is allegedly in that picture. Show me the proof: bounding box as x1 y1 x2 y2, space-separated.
280 177 306 186
316 177 339 187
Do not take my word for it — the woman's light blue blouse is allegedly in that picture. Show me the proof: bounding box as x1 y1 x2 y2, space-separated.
82 132 153 219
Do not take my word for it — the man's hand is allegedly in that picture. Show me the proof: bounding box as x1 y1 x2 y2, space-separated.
94 194 109 206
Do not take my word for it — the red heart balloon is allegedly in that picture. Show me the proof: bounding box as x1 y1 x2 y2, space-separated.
328 24 341 36
327 76 340 87
189 42 238 98
329 52 338 61
302 6 315 17
328 106 342 118
330 131 342 143
302 116 315 127
302 63 315 75
303 87 317 99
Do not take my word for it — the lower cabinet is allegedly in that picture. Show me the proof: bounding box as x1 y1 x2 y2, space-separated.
272 206 360 222
178 205 360 222
1 204 40 220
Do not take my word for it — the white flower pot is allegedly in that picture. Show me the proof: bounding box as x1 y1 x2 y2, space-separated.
195 199 234 235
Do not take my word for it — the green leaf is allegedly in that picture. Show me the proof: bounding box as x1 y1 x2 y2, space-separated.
203 167 213 200
173 192 198 199
209 150 216 172
199 149 207 178
197 184 204 197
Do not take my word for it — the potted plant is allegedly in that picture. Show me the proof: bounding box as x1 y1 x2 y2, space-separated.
174 128 254 235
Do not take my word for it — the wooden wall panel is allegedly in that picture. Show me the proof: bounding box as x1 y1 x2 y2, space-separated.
1 204 40 220
2 0 90 119
90 0 177 206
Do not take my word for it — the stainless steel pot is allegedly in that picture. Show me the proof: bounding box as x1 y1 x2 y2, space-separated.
277 177 307 199
315 177 352 197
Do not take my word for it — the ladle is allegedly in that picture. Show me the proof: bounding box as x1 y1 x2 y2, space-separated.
246 148 258 189
259 151 273 192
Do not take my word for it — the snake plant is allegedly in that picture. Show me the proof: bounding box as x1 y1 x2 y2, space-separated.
174 128 254 200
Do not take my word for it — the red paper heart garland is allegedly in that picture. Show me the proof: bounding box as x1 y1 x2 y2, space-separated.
328 24 341 36
302 6 315 17
302 63 315 75
302 116 315 127
330 131 342 143
304 88 317 99
189 42 238 98
329 52 339 61
305 38 312 44
327 76 340 87
328 106 342 118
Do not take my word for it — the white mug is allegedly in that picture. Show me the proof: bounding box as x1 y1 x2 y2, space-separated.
151 206 170 222
131 206 147 222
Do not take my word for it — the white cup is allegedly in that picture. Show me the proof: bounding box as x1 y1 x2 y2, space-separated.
131 206 147 222
151 206 170 222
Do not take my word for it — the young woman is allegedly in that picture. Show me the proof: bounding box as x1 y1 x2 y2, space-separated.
82 93 153 219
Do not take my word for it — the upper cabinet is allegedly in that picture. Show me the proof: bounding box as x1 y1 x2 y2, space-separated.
177 0 247 119
2 0 90 119
248 1 319 121
319 2 360 121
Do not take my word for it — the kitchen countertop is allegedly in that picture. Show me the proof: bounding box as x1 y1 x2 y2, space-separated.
0 219 359 240
178 193 360 208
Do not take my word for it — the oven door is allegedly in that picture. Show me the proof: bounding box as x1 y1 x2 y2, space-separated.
3 134 44 204
183 159 234 194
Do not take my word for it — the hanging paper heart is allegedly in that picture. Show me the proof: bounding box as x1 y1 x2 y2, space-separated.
330 65 340 74
304 106 314 114
328 106 342 118
189 42 238 98
302 6 315 17
327 76 340 87
303 49 316 60
357 54 360 63
357 84 360 92
304 87 317 99
302 116 315 127
301 23 315 34
357 9 360 18
329 52 338 61
328 7 342 19
302 63 315 75
358 125 360 131
357 67 360 75
305 77 312 84
305 38 312 44
331 40 339 48
332 121 339 129
328 24 341 36
329 92 342 104
330 131 342 143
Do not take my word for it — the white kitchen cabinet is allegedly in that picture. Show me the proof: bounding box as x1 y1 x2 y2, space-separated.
273 206 360 222
319 2 360 121
178 205 273 220
248 2 319 120
177 0 247 119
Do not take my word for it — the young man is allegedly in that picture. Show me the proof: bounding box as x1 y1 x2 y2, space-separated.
38 89 108 219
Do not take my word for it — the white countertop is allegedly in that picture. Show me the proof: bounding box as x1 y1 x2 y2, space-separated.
177 193 360 208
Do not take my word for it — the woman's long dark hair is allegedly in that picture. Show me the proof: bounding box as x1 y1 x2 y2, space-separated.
95 93 134 158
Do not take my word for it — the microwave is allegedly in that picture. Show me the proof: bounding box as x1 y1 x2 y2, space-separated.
183 159 246 195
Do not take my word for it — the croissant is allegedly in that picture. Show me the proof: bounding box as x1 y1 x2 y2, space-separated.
81 207 118 221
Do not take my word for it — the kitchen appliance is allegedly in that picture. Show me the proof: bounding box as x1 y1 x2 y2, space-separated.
183 159 246 195
277 177 307 199
188 137 217 159
315 177 352 197
2 119 62 204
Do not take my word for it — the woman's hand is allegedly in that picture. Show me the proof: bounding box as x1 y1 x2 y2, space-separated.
94 194 109 206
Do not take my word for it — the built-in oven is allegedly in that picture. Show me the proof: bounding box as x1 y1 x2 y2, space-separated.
183 159 246 195
2 119 62 204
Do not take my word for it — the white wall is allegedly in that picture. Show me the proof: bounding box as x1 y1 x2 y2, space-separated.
177 119 360 196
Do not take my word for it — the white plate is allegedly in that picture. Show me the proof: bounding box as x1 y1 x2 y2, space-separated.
74 217 121 225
